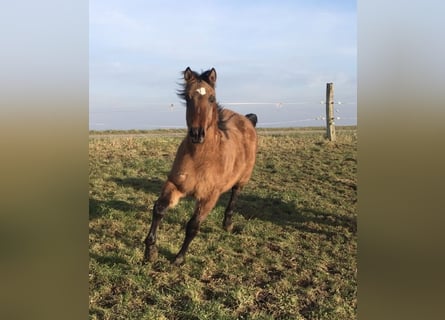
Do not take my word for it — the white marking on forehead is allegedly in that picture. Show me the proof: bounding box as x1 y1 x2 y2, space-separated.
196 87 206 95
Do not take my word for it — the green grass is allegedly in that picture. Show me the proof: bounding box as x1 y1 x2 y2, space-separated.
89 127 357 319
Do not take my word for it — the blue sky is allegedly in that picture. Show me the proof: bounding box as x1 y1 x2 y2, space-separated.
89 0 356 129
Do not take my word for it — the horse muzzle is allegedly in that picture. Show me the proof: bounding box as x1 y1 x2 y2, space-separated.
189 127 205 144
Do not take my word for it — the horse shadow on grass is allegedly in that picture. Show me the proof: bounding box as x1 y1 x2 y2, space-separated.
89 177 164 220
90 176 356 236
90 176 356 266
110 177 164 195
216 192 357 237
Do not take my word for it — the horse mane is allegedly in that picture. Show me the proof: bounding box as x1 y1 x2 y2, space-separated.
177 69 228 132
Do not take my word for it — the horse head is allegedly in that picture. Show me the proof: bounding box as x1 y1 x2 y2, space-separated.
181 67 218 144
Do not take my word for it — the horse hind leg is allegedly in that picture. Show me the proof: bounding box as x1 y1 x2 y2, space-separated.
143 181 183 263
223 185 241 232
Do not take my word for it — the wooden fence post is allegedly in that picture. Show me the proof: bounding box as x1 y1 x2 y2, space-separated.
325 82 336 141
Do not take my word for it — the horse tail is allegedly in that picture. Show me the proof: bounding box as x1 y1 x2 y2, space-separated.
245 113 258 128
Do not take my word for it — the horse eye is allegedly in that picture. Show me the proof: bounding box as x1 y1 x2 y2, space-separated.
209 95 215 103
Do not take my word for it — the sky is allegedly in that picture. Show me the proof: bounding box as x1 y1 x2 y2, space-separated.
89 0 356 129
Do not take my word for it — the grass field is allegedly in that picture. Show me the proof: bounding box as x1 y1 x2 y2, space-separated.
89 127 357 319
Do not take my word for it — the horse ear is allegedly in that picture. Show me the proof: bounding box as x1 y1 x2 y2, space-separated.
184 67 195 82
207 68 217 86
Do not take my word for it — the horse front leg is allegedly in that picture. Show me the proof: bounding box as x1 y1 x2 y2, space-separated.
173 194 219 266
143 181 183 263
143 200 166 263
222 185 241 232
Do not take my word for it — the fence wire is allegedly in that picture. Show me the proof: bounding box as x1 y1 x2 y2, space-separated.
89 100 356 129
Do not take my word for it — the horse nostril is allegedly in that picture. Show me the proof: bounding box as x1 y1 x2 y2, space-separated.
189 127 205 143
189 127 199 138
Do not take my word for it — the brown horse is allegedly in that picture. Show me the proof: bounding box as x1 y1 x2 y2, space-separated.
143 67 258 266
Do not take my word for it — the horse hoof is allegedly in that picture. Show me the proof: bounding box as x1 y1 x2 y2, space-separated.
223 222 234 233
144 246 158 263
172 255 185 266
